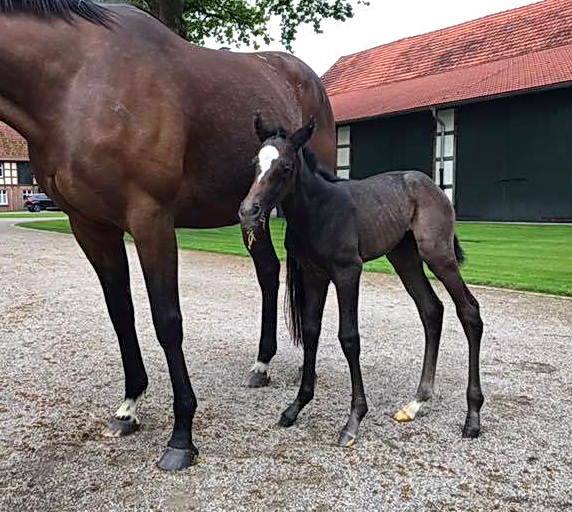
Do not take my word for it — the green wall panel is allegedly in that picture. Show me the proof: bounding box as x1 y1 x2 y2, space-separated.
456 88 572 222
350 111 434 180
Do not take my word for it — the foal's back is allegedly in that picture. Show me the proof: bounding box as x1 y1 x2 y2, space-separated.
344 171 455 262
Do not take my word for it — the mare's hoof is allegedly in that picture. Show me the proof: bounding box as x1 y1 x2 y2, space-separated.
338 431 357 448
278 413 296 428
102 417 139 438
156 446 199 471
244 371 271 388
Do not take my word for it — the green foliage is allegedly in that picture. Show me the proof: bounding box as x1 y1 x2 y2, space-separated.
20 219 572 297
113 0 369 50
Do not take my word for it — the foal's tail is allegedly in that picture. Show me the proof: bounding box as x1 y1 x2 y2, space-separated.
285 254 305 346
454 235 465 266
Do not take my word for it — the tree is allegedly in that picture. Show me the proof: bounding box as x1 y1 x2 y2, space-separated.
127 0 369 50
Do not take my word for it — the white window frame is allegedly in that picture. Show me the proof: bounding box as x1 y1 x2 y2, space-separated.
0 189 8 206
336 125 351 179
0 162 4 179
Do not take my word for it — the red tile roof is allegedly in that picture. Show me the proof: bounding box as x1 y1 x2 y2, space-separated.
323 0 572 122
0 123 28 160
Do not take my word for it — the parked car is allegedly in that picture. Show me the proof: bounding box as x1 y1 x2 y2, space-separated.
23 193 60 212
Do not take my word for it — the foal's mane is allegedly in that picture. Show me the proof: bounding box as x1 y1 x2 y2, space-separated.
301 146 346 183
0 0 113 25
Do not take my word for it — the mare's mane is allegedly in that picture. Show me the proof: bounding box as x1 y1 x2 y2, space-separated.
0 0 113 25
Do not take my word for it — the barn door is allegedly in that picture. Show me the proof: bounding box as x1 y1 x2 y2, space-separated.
433 109 456 202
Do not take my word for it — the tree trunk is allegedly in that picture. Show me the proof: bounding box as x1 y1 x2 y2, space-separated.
146 0 184 37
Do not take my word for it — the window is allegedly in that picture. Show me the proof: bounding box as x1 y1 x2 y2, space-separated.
0 189 8 206
336 125 351 179
0 162 4 178
17 162 34 185
22 189 33 201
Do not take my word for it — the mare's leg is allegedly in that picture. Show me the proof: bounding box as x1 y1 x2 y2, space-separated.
419 244 484 438
386 233 444 422
279 267 329 427
69 215 147 437
129 206 198 470
332 264 368 447
241 222 280 388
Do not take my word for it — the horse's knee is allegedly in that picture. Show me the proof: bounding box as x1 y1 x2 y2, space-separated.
302 324 321 345
457 299 482 331
256 258 280 289
339 329 360 355
154 308 183 346
423 299 444 326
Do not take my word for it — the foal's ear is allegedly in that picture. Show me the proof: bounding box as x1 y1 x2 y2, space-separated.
291 116 316 149
254 111 278 143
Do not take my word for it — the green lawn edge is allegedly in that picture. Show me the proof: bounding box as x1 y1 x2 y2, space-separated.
17 219 572 297
0 211 66 218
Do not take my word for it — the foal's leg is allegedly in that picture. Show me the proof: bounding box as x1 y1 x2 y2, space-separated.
332 264 368 447
422 251 484 438
241 222 280 388
69 215 148 437
129 206 198 470
279 268 329 427
386 234 444 422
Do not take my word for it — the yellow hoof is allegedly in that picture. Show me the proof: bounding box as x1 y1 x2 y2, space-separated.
393 409 414 422
393 400 421 422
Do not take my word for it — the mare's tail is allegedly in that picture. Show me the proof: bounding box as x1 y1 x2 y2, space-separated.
285 254 305 346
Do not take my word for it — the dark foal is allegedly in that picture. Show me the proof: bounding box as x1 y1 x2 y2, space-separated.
0 0 335 470
240 115 484 446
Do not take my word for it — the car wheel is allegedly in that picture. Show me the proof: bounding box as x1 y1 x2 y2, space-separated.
33 204 41 212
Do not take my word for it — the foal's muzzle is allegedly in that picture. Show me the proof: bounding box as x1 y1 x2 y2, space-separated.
239 199 263 227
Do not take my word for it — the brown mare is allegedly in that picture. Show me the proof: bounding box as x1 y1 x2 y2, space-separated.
0 0 335 470
240 116 484 447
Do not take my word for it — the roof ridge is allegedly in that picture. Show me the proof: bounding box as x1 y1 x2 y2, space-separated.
334 0 554 63
328 36 572 97
329 41 572 98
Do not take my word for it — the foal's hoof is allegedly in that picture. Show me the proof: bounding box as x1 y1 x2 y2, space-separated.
462 412 481 438
393 400 422 423
462 420 480 438
102 417 139 438
244 371 271 388
462 426 480 439
393 409 414 423
278 412 297 428
156 446 199 471
337 431 357 448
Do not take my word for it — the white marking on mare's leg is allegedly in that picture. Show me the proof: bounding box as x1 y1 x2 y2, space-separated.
394 399 423 422
115 397 140 424
251 361 269 374
257 145 279 182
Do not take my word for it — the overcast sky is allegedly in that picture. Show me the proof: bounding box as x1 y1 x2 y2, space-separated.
208 0 541 76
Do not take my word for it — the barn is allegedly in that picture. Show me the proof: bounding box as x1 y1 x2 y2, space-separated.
323 0 572 222
0 123 38 212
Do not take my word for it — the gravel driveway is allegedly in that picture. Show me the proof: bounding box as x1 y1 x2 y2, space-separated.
0 218 571 511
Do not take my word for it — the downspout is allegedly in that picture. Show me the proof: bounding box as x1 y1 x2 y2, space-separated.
431 107 446 190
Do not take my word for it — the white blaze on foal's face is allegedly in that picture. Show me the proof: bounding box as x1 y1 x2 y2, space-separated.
257 145 280 182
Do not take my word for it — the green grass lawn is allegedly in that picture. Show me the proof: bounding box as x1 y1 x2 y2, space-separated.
19 218 572 296
0 211 65 218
